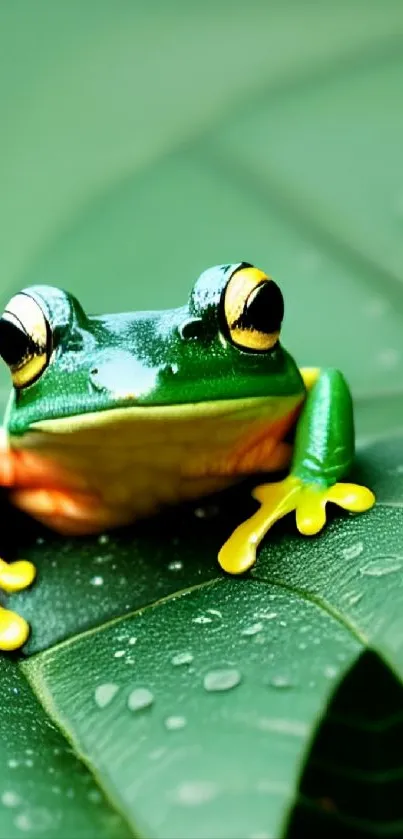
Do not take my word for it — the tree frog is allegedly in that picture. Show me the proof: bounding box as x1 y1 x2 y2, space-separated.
0 262 375 650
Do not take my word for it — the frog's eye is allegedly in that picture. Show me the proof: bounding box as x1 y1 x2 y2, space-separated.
223 266 284 351
0 293 52 388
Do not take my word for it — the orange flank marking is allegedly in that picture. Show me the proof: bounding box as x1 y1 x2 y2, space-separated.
9 488 121 536
0 447 87 491
228 403 302 474
183 401 303 479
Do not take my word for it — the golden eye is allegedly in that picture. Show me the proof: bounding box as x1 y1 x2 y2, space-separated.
0 292 52 388
222 266 284 351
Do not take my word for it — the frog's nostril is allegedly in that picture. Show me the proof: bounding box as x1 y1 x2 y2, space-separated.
179 318 204 340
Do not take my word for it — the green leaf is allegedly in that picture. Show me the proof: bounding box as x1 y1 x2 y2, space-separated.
0 656 131 839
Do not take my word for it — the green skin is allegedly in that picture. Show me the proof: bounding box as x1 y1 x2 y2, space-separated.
5 262 354 487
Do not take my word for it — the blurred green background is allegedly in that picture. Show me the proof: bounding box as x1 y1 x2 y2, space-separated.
1 0 403 405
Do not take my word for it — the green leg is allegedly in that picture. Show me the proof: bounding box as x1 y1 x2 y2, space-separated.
218 369 375 575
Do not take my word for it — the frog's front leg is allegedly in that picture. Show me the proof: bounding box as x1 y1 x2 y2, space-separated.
218 368 375 575
0 433 36 649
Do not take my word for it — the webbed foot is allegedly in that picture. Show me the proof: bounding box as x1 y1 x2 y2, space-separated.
218 476 375 575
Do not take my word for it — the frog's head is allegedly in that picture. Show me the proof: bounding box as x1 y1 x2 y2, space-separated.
0 263 303 434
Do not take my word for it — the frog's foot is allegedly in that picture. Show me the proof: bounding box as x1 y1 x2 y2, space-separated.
0 606 30 650
0 559 36 651
218 476 375 575
0 558 36 593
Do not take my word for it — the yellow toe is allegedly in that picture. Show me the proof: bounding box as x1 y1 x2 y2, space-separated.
326 483 375 513
296 491 327 536
0 607 29 651
0 559 37 593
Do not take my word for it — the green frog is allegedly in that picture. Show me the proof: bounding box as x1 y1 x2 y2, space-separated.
0 262 375 649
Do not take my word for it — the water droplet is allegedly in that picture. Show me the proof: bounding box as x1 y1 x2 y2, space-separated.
324 665 338 679
94 683 119 709
168 560 183 571
90 575 104 586
36 537 45 546
25 759 33 768
171 651 194 666
298 642 307 650
360 559 403 577
279 620 287 628
128 687 154 712
269 675 294 689
342 542 364 561
165 715 187 730
8 759 18 769
114 650 125 658
256 611 277 621
1 791 20 807
241 622 263 637
175 781 218 805
203 668 241 692
343 591 363 607
193 615 212 624
128 637 137 646
98 534 110 545
15 808 54 832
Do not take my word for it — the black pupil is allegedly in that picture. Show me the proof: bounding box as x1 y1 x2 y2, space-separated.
0 318 35 368
236 281 284 334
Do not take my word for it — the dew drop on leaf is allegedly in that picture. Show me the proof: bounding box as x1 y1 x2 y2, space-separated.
94 683 119 709
324 665 338 679
175 781 218 805
171 651 194 666
360 559 403 577
127 687 154 711
164 715 187 730
241 622 264 637
269 675 294 689
1 791 20 807
342 541 364 560
203 669 242 692
168 560 183 571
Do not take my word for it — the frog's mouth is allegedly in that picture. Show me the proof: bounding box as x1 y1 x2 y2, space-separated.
20 392 303 479
29 393 301 436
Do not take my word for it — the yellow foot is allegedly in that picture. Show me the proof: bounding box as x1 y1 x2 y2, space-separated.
0 606 30 650
0 558 36 593
218 475 375 575
0 558 36 651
